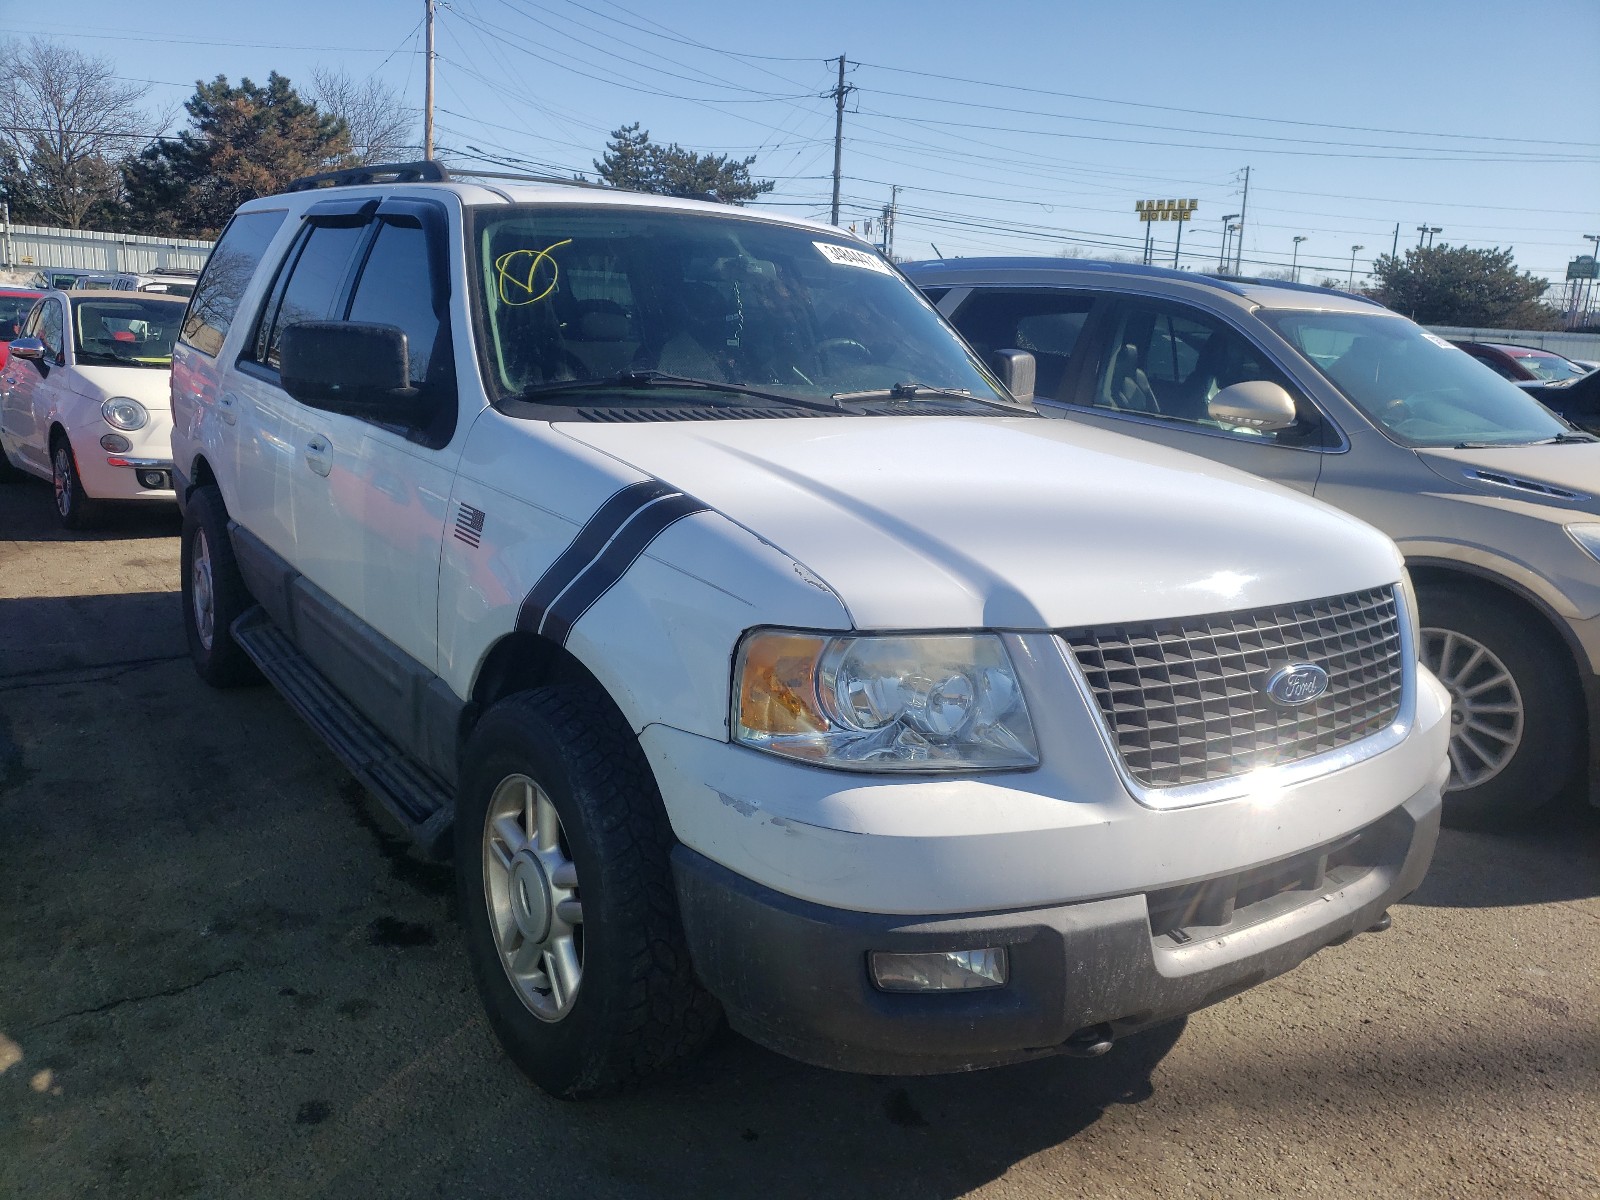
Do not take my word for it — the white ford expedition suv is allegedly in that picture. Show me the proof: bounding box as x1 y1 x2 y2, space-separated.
170 162 1449 1097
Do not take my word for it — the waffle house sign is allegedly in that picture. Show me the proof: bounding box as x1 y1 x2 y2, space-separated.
1137 199 1199 222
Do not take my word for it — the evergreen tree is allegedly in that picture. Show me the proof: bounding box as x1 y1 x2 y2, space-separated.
125 73 351 237
1368 244 1560 329
594 123 774 205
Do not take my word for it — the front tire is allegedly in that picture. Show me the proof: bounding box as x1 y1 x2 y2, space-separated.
1417 585 1579 827
456 687 720 1098
180 485 261 688
50 434 101 530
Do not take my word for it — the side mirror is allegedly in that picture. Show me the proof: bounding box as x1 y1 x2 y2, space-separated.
990 348 1036 403
1208 379 1297 432
9 337 46 362
278 321 425 421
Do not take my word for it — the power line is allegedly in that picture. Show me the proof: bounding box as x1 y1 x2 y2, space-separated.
849 58 1600 151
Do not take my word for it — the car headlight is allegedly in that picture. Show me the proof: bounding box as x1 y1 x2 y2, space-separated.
1567 524 1600 565
101 396 149 431
733 630 1038 771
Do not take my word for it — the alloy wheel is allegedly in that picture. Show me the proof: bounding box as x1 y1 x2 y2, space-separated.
482 773 583 1021
191 527 215 651
1422 626 1525 791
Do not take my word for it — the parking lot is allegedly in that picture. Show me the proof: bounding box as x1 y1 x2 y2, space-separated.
0 476 1596 1200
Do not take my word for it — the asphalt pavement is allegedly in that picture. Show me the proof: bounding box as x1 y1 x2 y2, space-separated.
1 475 1596 1200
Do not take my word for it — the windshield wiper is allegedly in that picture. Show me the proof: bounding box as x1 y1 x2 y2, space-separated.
513 370 841 413
831 381 1021 412
1454 432 1596 448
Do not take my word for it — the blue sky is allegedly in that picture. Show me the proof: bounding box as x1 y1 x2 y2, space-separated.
18 0 1600 288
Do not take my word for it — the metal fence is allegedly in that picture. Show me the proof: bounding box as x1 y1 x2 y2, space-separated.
1426 326 1600 363
0 221 213 279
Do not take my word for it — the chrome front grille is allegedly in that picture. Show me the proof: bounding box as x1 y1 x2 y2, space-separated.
1062 586 1404 791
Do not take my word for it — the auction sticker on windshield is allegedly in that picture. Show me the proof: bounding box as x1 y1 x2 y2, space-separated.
815 242 894 275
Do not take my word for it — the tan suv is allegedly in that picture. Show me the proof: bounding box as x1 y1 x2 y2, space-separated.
907 257 1600 826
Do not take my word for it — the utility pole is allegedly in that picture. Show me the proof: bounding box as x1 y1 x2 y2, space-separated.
1233 166 1250 274
424 0 437 160
1391 223 1399 260
883 184 899 260
829 55 853 227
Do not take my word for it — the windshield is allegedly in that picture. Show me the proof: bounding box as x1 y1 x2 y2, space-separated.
72 296 184 368
0 295 38 340
1511 349 1587 382
1262 310 1571 447
469 205 1011 414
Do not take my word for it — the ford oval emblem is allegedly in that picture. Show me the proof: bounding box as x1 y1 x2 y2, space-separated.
1265 663 1329 707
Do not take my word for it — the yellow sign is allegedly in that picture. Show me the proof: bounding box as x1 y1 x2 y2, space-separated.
1135 199 1200 222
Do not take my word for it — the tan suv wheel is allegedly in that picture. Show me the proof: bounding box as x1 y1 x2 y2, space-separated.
1418 586 1578 827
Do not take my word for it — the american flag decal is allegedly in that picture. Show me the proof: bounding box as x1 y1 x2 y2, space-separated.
454 502 486 548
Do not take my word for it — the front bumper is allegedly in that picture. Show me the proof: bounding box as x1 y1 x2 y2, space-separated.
674 782 1441 1075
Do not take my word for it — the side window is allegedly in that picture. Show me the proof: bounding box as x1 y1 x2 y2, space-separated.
1094 301 1318 444
947 290 1095 402
38 301 64 359
345 221 442 388
250 221 369 371
180 209 288 357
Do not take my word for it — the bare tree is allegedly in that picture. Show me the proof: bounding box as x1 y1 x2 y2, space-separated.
0 38 154 228
311 68 416 165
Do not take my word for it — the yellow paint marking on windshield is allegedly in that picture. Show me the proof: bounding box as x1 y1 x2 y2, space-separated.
495 240 573 306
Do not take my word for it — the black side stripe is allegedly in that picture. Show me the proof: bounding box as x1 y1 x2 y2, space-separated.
516 479 676 633
541 493 710 647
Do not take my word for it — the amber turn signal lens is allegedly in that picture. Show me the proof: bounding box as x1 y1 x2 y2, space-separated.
736 631 828 737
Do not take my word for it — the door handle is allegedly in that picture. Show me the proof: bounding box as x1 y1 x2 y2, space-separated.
304 435 332 477
217 392 239 425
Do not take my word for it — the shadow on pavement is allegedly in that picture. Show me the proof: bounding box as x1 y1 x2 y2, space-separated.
0 477 180 544
1409 800 1600 909
456 1018 1190 1200
0 591 185 679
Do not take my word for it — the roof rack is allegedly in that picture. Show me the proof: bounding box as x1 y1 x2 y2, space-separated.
287 160 451 192
448 168 609 190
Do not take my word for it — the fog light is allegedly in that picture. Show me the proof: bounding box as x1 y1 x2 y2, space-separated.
100 433 131 453
137 469 167 489
869 947 1008 992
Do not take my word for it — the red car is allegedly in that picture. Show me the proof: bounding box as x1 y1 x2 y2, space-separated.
0 288 44 370
1451 339 1591 383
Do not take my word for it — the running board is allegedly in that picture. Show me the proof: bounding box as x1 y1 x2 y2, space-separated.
231 607 454 858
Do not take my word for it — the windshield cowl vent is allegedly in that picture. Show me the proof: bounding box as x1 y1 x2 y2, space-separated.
1464 469 1586 502
576 405 829 423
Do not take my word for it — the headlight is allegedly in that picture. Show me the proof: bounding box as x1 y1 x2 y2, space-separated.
101 396 148 431
1567 524 1600 565
733 630 1038 771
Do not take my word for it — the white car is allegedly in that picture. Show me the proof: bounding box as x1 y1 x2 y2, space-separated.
0 289 185 528
170 162 1450 1097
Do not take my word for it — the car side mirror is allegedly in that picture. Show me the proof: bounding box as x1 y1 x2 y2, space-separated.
1208 379 1297 432
9 337 45 362
278 321 428 422
990 349 1035 403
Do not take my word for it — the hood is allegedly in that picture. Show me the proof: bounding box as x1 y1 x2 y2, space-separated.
69 364 173 411
556 416 1402 629
1416 444 1600 510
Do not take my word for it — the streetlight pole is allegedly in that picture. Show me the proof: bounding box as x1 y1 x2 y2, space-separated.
1291 235 1308 283
1348 245 1364 291
1219 214 1240 274
1585 235 1600 326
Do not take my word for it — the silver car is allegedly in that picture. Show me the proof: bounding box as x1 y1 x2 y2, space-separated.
905 257 1600 826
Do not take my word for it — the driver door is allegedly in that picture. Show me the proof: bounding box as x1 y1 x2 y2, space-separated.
1 297 64 475
1062 296 1330 495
